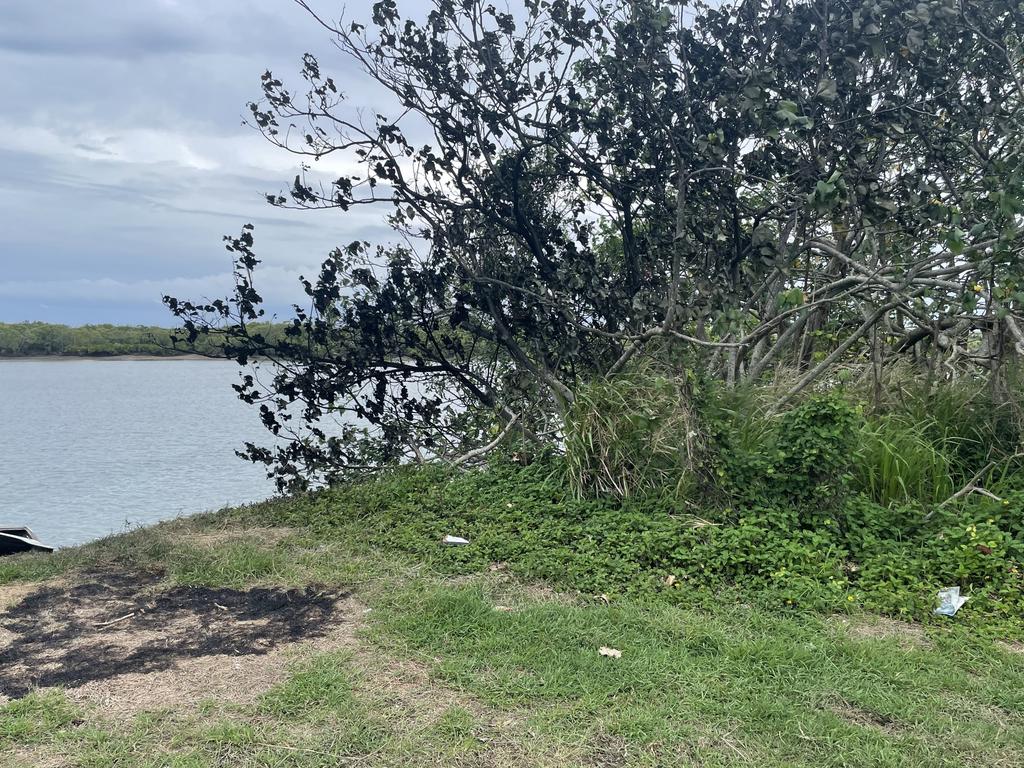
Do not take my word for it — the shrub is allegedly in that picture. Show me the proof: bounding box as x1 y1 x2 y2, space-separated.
249 377 1024 635
706 390 859 516
773 393 859 506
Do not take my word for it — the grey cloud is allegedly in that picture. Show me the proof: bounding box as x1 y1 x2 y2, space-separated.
0 0 406 324
0 1 315 60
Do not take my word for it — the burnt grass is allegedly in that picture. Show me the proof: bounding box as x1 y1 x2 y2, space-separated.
0 569 346 698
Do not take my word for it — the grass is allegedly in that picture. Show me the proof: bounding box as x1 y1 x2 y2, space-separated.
373 585 1024 766
853 414 957 506
1 487 1023 767
564 372 701 499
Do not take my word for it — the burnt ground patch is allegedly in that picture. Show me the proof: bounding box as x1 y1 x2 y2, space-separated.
0 569 347 699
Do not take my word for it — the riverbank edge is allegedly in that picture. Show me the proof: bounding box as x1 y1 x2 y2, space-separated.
1 492 1024 767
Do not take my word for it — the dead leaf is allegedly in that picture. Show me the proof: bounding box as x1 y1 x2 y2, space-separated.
598 646 622 658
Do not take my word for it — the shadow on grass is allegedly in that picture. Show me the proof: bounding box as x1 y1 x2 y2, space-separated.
0 568 346 698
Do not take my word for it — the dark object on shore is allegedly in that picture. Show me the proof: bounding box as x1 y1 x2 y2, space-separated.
0 526 54 556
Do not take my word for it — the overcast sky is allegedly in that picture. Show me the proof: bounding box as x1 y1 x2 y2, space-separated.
0 0 395 326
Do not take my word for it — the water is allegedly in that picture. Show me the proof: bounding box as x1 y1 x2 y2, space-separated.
0 360 281 548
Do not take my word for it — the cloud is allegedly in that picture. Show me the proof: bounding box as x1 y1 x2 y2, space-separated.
0 1 314 60
0 0 408 324
0 0 405 323
0 118 366 178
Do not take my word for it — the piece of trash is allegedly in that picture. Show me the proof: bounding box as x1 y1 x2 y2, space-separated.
934 586 969 617
442 535 470 545
664 574 677 587
598 646 622 658
93 612 135 628
599 594 610 604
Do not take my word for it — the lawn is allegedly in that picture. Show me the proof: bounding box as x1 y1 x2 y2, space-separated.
0 490 1021 768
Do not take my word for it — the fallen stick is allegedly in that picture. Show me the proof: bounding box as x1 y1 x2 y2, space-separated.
93 612 135 628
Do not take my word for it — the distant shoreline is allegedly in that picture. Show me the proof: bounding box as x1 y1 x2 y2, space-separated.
0 354 219 362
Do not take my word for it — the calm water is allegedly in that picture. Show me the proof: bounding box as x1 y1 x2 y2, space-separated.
0 360 280 548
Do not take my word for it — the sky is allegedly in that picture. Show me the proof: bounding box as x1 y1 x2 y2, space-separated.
0 0 395 326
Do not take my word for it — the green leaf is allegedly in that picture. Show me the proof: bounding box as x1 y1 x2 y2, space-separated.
815 79 838 101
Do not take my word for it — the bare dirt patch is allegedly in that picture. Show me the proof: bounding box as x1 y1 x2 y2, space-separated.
65 598 364 717
0 582 42 612
9 745 71 768
0 568 351 705
821 695 904 733
833 615 932 649
588 732 629 767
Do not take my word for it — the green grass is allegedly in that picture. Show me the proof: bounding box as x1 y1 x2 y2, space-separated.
371 582 1024 766
853 414 957 506
4 552 1023 766
2 467 1024 766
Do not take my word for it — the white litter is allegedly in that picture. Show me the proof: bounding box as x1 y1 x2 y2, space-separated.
442 535 470 545
934 586 969 617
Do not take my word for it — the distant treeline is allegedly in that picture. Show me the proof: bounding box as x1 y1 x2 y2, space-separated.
0 322 284 358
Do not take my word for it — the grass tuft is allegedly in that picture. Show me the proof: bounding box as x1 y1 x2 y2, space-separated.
564 372 702 499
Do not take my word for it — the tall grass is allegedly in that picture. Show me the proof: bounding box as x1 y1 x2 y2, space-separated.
871 369 1021 477
562 363 1022 508
564 373 702 499
852 415 957 507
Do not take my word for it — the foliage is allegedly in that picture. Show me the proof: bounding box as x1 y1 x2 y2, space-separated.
0 321 283 358
704 389 859 517
853 414 956 507
167 0 1024 485
884 374 1024 478
772 394 859 508
563 371 702 499
252 434 1024 635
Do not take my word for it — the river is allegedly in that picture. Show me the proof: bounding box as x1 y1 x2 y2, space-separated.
0 359 280 548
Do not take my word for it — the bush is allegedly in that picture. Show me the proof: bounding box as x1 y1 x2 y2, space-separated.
249 374 1024 636
773 393 859 506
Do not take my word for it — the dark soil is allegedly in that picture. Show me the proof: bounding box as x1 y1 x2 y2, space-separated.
0 569 347 698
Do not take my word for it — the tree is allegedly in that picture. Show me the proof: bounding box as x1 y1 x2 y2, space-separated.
167 0 1024 489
